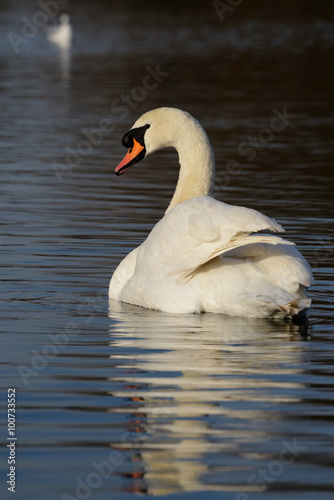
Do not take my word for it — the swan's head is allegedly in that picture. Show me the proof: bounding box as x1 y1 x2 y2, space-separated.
114 107 195 176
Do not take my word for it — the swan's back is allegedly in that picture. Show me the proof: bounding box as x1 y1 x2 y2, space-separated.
109 196 313 317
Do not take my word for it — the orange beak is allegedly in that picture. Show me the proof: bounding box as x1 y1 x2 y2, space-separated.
115 138 145 176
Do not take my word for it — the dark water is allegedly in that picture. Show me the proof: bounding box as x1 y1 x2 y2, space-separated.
1 1 334 499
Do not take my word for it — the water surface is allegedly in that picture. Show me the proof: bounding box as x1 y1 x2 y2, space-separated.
1 2 334 499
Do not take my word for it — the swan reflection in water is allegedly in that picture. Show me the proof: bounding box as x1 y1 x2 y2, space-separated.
107 300 308 495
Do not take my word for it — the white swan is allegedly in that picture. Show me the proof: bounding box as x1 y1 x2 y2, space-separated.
45 14 72 49
109 107 313 318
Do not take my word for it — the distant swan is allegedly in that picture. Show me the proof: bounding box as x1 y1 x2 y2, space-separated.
109 107 313 318
45 14 72 49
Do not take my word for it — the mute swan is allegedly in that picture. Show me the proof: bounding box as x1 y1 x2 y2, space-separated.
45 14 72 49
109 107 313 318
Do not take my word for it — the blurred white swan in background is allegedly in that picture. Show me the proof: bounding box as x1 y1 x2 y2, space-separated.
45 13 72 50
109 107 314 318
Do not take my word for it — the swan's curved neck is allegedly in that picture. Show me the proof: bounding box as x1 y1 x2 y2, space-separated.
165 115 215 213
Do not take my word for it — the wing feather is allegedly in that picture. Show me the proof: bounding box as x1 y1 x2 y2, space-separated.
135 196 285 276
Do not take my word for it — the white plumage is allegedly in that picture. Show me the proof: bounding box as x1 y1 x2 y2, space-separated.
45 14 72 49
109 108 313 318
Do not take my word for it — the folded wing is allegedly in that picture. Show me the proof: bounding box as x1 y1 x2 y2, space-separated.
135 196 289 276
